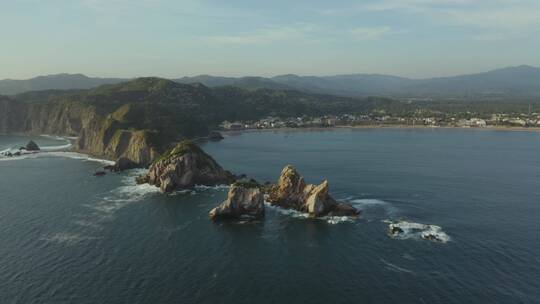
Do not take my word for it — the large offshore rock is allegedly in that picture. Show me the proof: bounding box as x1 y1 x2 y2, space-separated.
266 165 359 217
140 140 234 192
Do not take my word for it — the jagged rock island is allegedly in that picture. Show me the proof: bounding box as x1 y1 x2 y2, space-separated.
266 165 359 217
209 181 265 221
136 140 234 192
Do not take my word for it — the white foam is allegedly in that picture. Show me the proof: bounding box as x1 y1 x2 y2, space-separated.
350 199 388 207
380 259 415 274
39 135 74 151
0 148 114 165
40 142 73 151
386 220 450 243
45 151 113 165
264 202 355 224
194 184 230 191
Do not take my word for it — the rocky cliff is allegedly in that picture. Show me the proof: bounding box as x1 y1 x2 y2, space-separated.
138 140 234 192
266 165 359 217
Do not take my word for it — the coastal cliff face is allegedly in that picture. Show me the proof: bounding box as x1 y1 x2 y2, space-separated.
0 97 26 133
0 98 161 165
0 79 216 165
139 140 235 192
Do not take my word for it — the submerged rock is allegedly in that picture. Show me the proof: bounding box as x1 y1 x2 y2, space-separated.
387 221 450 243
266 165 359 217
209 181 265 221
94 171 106 177
25 140 40 151
139 140 234 192
208 131 224 141
105 157 138 172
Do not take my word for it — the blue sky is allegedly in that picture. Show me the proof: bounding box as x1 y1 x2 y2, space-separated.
1 0 539 79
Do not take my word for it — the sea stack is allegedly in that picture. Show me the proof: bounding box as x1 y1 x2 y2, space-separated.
137 140 234 192
266 165 359 217
209 181 265 220
25 140 40 151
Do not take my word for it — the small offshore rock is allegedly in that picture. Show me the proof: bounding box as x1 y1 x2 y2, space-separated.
105 157 138 172
25 140 40 151
209 182 265 221
208 131 224 141
94 171 106 177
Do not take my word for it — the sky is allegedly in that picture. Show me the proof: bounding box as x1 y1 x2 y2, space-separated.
1 0 540 79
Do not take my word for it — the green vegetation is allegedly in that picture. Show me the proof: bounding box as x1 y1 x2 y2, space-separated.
152 140 202 164
232 180 261 189
2 77 540 164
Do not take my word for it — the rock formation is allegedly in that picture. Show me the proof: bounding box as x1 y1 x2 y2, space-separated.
104 157 138 172
208 131 224 141
266 165 359 217
209 181 265 220
138 140 234 192
25 140 40 151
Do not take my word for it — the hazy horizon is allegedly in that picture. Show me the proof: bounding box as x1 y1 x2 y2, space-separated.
2 0 540 79
0 64 538 82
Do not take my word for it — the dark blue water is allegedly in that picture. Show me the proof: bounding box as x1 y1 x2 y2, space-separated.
1 129 539 304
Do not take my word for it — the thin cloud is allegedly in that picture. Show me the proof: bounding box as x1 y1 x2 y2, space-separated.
349 26 391 40
318 0 540 40
202 25 317 45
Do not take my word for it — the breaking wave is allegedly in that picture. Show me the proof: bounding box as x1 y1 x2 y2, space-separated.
39 135 73 151
348 198 398 217
385 220 450 243
0 150 114 165
264 202 355 224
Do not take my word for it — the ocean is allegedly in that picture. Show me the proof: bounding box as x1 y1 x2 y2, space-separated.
1 128 539 303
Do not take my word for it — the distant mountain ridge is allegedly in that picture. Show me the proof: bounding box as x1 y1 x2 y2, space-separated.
0 74 127 95
2 65 540 98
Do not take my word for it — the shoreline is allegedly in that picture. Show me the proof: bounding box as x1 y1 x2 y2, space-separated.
0 134 116 165
220 124 540 134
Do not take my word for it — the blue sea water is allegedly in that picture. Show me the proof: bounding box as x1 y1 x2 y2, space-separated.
0 129 539 304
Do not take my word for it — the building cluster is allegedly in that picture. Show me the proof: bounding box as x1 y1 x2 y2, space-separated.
220 112 540 131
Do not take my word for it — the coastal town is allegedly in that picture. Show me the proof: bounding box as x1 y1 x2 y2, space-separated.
220 112 540 131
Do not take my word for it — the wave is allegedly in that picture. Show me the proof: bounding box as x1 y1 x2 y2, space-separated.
0 151 115 165
39 135 73 151
346 198 398 218
385 220 450 243
264 202 355 224
350 198 388 207
380 259 415 274
40 233 102 246
194 184 230 191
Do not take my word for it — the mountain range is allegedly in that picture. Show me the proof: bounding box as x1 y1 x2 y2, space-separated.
1 65 540 98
